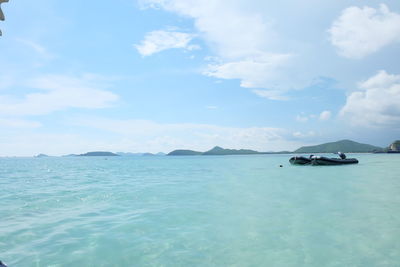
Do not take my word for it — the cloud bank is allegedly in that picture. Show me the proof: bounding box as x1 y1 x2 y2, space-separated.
139 0 296 99
340 70 400 128
0 74 119 116
329 4 400 59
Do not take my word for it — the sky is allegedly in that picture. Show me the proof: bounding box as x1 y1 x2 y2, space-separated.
0 0 399 156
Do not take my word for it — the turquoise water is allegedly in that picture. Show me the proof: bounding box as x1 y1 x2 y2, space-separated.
1 154 399 266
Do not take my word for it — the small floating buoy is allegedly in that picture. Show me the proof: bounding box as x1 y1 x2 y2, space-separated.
279 165 283 167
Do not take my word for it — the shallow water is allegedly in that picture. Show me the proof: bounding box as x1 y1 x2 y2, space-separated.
0 154 399 266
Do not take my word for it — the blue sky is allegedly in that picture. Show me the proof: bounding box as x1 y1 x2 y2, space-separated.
0 0 400 156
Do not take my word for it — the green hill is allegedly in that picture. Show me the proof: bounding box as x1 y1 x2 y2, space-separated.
294 140 382 153
168 146 267 156
167 149 202 156
203 146 262 155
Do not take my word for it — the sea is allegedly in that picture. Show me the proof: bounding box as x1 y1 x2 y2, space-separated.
0 154 399 267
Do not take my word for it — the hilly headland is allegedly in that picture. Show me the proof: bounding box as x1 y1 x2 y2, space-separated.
41 139 399 157
167 139 399 156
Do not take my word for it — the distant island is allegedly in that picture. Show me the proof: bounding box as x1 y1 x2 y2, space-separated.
49 139 400 158
116 152 144 156
293 139 400 154
63 151 167 157
35 154 50 158
294 140 383 153
78 151 119 156
116 152 166 156
203 146 264 155
142 152 167 156
168 146 289 156
167 149 203 156
167 139 400 156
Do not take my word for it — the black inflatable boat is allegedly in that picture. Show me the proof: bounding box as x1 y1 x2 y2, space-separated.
290 152 358 166
310 156 358 165
289 156 312 165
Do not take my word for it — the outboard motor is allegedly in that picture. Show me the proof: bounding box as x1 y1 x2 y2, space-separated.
338 152 346 159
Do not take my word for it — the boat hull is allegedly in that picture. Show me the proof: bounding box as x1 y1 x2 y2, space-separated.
311 157 358 165
289 156 311 165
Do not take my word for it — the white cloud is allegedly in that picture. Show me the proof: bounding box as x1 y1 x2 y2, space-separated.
319 110 331 121
0 74 119 116
204 53 292 90
135 30 197 56
294 111 331 122
252 89 289 101
139 0 297 99
340 70 400 128
329 4 400 59
140 0 274 59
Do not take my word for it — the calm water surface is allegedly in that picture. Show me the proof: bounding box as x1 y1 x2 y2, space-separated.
0 154 399 266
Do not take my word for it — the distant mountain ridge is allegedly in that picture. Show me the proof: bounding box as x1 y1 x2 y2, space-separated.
38 139 397 157
116 152 144 156
168 149 203 156
78 151 119 156
35 154 49 158
294 140 382 153
202 146 263 155
167 146 285 156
